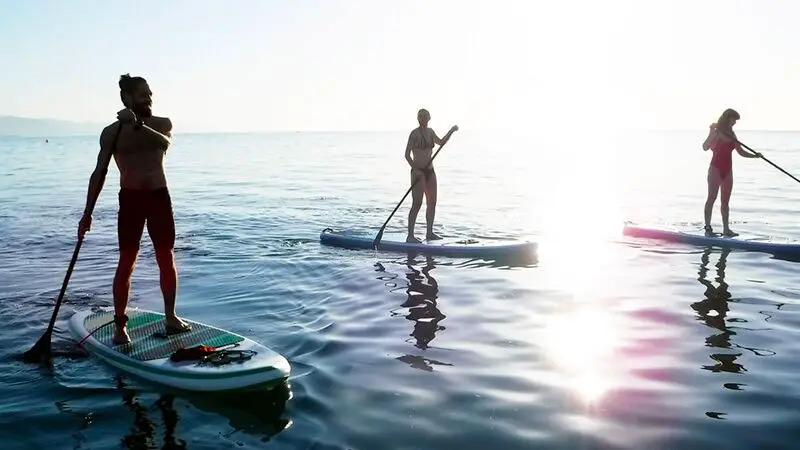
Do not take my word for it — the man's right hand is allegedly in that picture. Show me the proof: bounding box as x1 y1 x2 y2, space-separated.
78 213 92 239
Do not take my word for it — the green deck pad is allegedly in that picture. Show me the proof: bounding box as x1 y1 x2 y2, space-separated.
83 309 245 362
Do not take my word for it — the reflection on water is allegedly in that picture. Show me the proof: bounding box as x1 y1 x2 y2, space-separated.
375 254 454 372
539 306 622 406
692 247 743 374
400 254 446 350
692 247 778 386
118 376 185 450
114 376 292 449
394 354 453 373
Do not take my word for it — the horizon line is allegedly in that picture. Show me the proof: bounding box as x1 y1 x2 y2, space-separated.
2 115 800 135
3 128 800 138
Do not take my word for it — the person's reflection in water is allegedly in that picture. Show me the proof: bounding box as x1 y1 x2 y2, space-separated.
115 375 291 449
117 376 187 450
154 395 185 449
375 255 454 371
402 253 446 350
691 247 745 374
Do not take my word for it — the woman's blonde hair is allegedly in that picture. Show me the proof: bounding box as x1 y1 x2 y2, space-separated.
715 108 740 136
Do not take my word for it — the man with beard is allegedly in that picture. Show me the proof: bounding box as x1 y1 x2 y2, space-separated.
78 73 190 345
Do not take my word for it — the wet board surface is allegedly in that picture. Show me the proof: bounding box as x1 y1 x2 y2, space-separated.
623 223 800 256
319 228 538 258
69 307 291 392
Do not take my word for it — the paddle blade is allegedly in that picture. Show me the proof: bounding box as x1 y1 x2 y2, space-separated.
22 331 52 363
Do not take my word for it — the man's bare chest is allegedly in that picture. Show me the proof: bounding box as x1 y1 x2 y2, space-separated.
117 133 163 156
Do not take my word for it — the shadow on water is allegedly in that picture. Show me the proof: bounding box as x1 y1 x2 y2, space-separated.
375 253 454 372
112 376 292 449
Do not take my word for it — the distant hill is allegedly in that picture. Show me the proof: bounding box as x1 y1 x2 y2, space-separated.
0 115 104 137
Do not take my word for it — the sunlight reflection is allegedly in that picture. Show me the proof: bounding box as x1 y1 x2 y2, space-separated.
532 165 627 296
521 159 630 405
539 306 623 405
535 164 624 243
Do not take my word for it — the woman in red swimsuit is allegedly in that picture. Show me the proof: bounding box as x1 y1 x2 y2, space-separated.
702 108 761 237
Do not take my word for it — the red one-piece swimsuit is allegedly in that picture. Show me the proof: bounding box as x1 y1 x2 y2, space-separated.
710 139 736 179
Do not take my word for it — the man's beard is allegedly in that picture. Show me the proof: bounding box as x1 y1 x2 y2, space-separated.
132 103 153 118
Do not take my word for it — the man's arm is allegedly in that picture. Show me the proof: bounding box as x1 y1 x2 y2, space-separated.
78 124 121 237
138 117 172 150
82 126 115 215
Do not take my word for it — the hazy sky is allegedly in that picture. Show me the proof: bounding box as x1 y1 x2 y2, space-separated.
1 0 798 132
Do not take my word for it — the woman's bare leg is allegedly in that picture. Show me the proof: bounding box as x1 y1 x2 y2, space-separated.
407 170 426 243
704 167 722 235
720 171 737 236
425 170 441 240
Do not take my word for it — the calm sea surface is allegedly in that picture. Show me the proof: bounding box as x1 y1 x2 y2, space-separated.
1 129 800 449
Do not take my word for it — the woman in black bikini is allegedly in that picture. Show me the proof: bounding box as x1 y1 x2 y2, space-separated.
404 108 458 243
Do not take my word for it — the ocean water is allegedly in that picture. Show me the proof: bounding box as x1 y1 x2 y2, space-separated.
2 129 800 449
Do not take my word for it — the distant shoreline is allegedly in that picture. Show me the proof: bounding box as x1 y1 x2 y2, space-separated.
2 129 799 139
1 115 798 137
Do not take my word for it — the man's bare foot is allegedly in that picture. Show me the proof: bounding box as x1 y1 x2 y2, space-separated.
165 315 192 335
406 235 421 243
112 314 131 345
723 229 739 237
426 232 442 240
704 225 715 237
113 326 131 345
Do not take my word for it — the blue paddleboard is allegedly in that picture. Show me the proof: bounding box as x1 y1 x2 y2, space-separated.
623 222 800 256
319 228 537 258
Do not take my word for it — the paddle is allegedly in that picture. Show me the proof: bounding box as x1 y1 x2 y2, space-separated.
372 126 458 249
736 139 800 185
22 123 123 363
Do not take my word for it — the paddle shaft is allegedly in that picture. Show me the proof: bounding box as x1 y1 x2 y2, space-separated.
736 139 800 185
42 236 87 335
29 123 123 355
373 127 457 248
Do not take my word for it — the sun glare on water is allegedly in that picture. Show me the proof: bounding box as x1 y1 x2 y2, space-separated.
536 165 625 244
522 154 631 405
530 156 629 297
539 306 624 405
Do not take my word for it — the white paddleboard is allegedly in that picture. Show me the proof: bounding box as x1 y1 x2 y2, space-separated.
69 307 290 392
